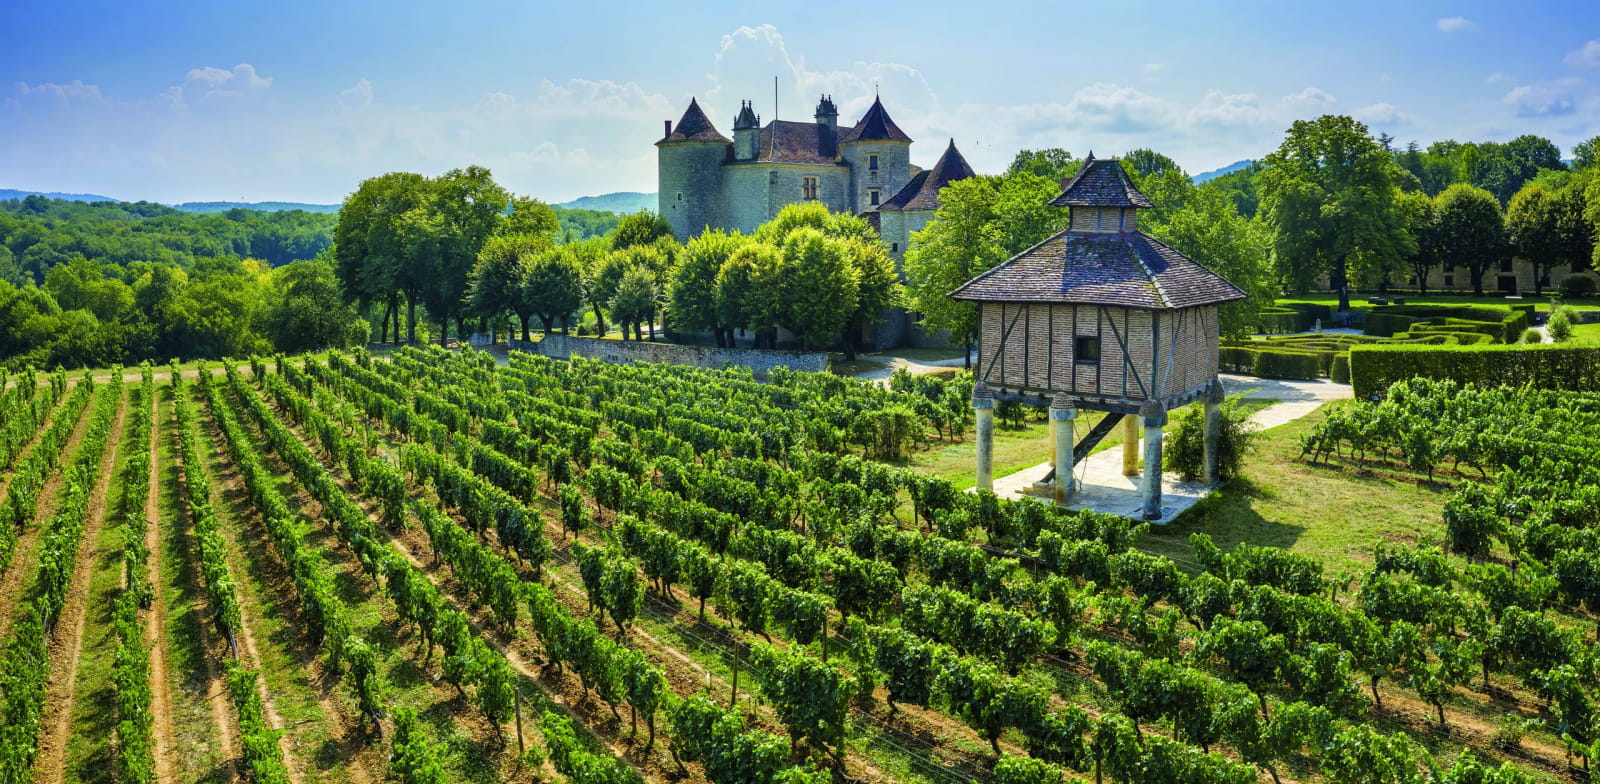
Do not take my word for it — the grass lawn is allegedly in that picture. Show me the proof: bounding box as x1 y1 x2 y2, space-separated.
1565 321 1600 344
1142 399 1451 577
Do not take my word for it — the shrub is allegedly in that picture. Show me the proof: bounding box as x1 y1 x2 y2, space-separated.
1547 306 1576 343
1558 274 1597 299
1362 311 1419 337
1521 328 1543 345
1165 395 1260 482
1331 353 1350 384
1257 308 1307 334
1250 349 1322 380
1349 343 1600 398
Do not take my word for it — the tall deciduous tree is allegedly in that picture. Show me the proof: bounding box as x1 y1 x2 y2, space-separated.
1394 189 1439 295
609 265 657 341
334 171 430 342
667 229 746 346
525 246 585 335
610 211 674 250
782 228 856 351
1432 183 1506 295
468 233 549 340
1259 115 1414 311
424 166 510 344
838 237 899 360
1006 148 1080 184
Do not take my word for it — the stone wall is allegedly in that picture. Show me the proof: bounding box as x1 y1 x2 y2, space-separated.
519 335 829 377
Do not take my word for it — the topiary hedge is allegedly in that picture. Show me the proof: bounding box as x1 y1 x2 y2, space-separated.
1362 312 1419 337
1331 353 1350 384
1257 307 1308 334
1349 343 1600 399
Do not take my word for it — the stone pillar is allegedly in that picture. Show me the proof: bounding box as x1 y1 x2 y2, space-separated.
1121 414 1140 476
1050 394 1077 504
1140 401 1167 521
1203 379 1225 485
973 382 995 492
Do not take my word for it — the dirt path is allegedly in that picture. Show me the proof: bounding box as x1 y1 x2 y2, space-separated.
192 414 308 784
145 396 178 784
0 392 95 650
166 392 243 783
34 389 127 784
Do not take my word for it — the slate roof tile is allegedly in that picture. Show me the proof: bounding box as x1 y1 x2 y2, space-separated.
879 140 977 211
1049 154 1154 208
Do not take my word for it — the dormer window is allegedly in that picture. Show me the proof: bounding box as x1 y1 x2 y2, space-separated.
869 154 879 171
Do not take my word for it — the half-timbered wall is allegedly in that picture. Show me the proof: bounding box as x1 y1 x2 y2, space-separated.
978 302 1219 404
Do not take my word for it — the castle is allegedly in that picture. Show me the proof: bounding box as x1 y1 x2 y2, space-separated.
656 94 975 261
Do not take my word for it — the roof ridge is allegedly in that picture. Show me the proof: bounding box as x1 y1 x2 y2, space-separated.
1127 232 1172 309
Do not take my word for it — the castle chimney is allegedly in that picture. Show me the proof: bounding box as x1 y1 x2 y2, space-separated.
664 120 672 138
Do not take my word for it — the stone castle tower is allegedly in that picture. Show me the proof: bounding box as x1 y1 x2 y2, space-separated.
656 94 973 260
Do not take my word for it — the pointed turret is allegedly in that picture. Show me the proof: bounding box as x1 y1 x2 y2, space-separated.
840 96 913 143
733 100 760 130
661 98 730 143
879 139 976 212
733 100 761 160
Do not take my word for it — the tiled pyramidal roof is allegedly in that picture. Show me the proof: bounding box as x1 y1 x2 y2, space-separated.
1049 153 1155 208
879 140 976 211
951 154 1245 310
664 98 730 142
839 97 912 143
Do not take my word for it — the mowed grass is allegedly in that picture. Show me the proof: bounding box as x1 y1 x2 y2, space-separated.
1141 400 1450 576
1276 292 1600 312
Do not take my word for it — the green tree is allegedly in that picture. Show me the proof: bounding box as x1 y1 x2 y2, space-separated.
525 246 585 335
782 229 856 350
1395 189 1439 294
1006 148 1080 184
1433 183 1506 295
838 237 899 360
1574 136 1600 171
422 166 510 343
468 233 548 341
610 265 658 341
667 229 746 346
263 258 363 352
610 211 673 250
1259 115 1414 310
502 195 560 238
334 171 431 343
1122 148 1184 179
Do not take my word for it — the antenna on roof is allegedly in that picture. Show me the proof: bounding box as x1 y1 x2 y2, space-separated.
773 75 779 160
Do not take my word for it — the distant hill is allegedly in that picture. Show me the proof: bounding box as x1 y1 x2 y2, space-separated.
557 192 655 214
1192 160 1256 184
173 201 341 213
1 188 119 203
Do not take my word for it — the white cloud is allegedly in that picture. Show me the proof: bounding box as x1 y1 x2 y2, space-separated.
1281 86 1336 108
10 79 106 105
1436 17 1476 32
1351 102 1414 126
336 79 373 110
1565 40 1600 68
1504 79 1580 116
1484 72 1513 85
1503 79 1580 117
181 63 271 102
1143 63 1165 73
1186 91 1262 128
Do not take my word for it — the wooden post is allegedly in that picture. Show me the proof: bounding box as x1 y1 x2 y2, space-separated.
1121 414 1139 476
1204 379 1225 485
973 382 995 491
1140 401 1167 521
1050 394 1077 505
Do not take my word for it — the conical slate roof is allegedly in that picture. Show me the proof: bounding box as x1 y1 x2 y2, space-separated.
949 230 1246 310
879 140 976 211
664 98 730 142
1048 154 1154 208
840 97 912 143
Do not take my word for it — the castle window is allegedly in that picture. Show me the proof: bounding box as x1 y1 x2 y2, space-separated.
802 177 819 201
891 242 899 253
676 192 683 201
869 154 879 171
869 189 880 206
1074 336 1100 364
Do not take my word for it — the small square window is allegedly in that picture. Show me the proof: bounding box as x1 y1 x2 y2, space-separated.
1074 335 1100 364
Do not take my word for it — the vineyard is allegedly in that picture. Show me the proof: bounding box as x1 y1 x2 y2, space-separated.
0 349 1594 784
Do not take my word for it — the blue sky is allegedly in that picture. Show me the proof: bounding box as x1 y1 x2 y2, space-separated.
3 0 1598 204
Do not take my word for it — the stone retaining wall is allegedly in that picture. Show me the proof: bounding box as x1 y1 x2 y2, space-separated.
511 335 829 377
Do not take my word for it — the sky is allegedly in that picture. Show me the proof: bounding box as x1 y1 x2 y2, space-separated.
3 0 1598 205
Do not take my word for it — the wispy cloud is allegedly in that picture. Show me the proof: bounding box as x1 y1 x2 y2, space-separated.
1436 17 1476 33
1565 40 1600 68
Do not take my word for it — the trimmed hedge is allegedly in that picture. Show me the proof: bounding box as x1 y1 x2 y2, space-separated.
1219 346 1323 380
1257 308 1308 334
1362 312 1419 337
1350 343 1600 399
1331 353 1350 384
